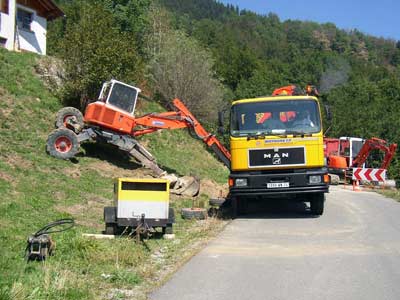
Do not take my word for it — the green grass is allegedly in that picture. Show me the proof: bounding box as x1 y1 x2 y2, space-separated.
143 130 228 183
0 48 228 299
137 99 228 184
378 189 400 202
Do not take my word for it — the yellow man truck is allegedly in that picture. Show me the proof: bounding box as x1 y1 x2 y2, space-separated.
226 85 329 216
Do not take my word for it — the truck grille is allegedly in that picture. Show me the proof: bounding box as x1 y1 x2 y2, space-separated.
249 147 305 168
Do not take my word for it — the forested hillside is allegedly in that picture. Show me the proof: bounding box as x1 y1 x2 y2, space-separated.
49 0 400 178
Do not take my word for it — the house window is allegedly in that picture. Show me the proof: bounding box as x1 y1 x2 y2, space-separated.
0 38 6 48
0 0 9 14
17 9 33 31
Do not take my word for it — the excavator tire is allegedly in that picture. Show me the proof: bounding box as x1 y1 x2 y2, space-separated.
46 128 79 160
181 208 207 220
209 198 226 207
55 107 84 131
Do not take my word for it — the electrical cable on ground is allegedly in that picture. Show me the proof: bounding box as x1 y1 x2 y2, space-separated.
26 218 75 261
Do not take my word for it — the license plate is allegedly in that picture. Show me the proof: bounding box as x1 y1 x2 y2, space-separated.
267 182 289 188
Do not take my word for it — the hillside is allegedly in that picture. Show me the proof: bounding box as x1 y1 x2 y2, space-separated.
160 0 400 178
0 49 227 299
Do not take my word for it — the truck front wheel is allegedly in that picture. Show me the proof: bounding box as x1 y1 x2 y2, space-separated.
310 193 325 215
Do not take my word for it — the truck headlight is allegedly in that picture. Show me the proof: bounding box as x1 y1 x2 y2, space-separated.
309 175 322 184
235 178 248 187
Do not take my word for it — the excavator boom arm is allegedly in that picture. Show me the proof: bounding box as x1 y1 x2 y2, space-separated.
134 98 231 168
351 137 397 169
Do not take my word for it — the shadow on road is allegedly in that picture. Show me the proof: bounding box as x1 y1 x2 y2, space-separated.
236 198 318 219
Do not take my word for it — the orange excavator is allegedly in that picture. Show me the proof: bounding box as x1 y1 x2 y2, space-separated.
324 136 397 179
46 79 231 195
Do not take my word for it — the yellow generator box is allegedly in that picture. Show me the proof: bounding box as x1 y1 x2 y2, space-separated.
115 178 169 220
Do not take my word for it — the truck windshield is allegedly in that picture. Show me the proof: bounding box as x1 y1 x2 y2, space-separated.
107 82 138 114
230 99 321 137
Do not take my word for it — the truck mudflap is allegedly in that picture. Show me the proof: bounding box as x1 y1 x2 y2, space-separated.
229 168 329 197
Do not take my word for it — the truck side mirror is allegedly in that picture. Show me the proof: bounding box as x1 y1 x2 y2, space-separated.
218 111 225 134
324 105 332 121
218 111 224 127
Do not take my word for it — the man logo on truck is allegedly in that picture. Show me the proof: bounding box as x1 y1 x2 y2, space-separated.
273 157 281 165
263 152 289 159
264 152 289 164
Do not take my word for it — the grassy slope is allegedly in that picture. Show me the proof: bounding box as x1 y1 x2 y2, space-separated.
0 49 228 300
378 190 400 202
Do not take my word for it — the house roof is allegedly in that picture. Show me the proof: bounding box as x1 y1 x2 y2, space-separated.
37 0 64 20
17 0 64 20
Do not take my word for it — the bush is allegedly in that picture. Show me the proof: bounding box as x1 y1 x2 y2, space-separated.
58 2 143 107
149 30 225 123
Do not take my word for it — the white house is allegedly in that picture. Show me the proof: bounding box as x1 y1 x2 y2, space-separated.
0 0 63 55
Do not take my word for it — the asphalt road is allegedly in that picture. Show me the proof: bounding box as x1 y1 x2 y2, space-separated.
150 186 400 300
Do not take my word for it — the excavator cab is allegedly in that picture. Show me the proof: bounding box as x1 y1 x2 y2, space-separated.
98 79 141 115
83 80 142 134
339 137 364 167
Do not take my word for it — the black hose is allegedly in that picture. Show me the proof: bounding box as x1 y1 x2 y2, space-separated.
33 218 75 237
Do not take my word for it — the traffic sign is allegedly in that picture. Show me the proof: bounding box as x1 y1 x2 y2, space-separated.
352 168 386 182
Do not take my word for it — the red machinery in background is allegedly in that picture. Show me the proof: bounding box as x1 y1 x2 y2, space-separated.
324 136 397 179
272 84 319 97
46 80 231 194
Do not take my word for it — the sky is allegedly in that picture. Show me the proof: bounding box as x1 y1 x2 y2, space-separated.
219 0 400 41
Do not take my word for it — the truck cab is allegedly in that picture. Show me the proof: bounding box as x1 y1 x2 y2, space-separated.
228 94 329 215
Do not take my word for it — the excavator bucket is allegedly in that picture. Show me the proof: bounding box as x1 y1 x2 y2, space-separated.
123 140 200 197
161 174 200 197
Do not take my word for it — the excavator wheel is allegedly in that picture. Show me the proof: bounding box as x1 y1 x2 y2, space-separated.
209 197 226 207
55 107 84 131
46 128 79 160
181 208 207 220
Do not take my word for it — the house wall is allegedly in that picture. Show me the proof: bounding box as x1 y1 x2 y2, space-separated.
16 4 47 55
0 0 16 50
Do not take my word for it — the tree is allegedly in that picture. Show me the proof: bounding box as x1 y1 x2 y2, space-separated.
59 2 143 107
149 30 225 122
235 66 285 99
102 0 151 54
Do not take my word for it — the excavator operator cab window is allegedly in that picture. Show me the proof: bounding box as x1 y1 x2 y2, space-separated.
100 80 141 115
351 140 364 159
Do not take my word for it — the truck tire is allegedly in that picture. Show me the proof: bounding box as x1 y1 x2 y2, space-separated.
231 196 238 219
46 128 79 160
310 193 325 215
181 208 207 220
208 207 218 217
55 107 84 131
